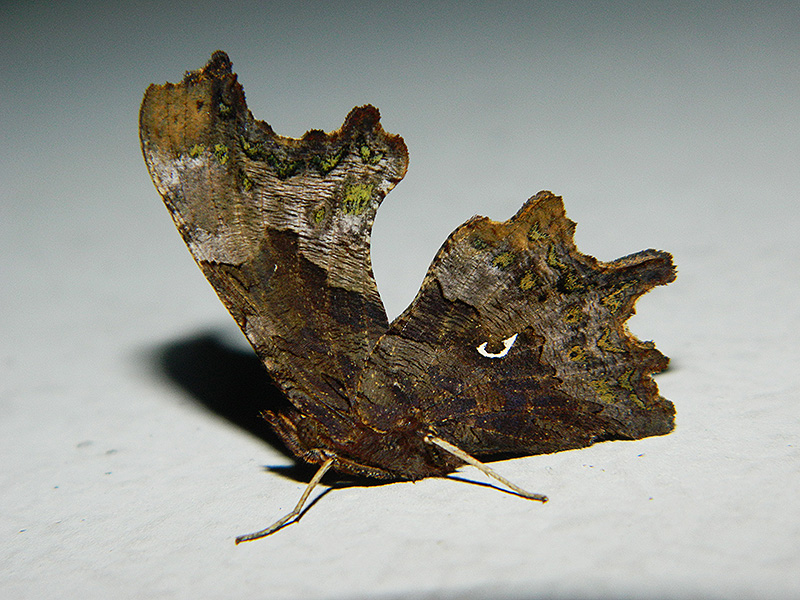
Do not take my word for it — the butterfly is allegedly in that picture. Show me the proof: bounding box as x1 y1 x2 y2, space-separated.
140 51 676 542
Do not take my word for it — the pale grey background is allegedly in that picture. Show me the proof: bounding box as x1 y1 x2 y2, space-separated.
2 1 799 598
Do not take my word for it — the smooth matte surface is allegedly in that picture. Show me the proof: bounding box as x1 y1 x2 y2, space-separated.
2 2 798 599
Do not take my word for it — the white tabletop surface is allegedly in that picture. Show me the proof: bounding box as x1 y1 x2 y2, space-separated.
2 2 799 598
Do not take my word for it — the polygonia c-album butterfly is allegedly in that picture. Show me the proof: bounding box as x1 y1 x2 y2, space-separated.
140 51 676 542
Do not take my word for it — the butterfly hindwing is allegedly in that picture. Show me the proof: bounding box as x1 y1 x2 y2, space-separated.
356 192 676 456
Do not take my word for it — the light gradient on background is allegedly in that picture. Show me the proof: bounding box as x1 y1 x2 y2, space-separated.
1 2 799 599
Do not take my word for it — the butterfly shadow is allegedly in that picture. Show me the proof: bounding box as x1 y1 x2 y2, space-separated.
151 329 388 489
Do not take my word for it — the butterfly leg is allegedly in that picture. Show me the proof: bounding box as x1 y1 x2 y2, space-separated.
235 456 335 544
424 435 548 502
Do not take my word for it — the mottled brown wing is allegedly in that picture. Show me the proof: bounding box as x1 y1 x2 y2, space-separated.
139 52 408 429
356 191 676 457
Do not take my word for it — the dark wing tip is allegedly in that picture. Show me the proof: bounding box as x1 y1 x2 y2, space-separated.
343 104 382 133
182 50 233 84
208 50 232 71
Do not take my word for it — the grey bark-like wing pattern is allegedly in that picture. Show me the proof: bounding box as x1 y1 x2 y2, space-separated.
140 52 407 431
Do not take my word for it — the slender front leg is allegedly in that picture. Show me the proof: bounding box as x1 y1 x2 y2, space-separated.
235 457 336 544
424 435 548 502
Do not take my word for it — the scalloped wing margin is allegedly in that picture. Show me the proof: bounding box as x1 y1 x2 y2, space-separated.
140 51 409 420
356 191 676 456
